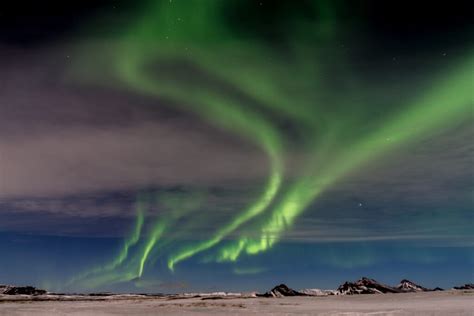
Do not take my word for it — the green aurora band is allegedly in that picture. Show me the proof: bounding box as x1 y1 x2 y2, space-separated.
72 0 473 285
216 56 474 260
68 196 146 287
73 190 208 288
112 0 285 272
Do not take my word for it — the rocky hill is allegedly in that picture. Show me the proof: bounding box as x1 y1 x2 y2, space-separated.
336 277 401 295
453 283 474 290
396 279 430 292
257 277 449 297
0 285 47 295
257 284 307 297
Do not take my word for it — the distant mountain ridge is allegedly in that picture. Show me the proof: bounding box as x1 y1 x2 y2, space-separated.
453 284 474 290
337 277 400 295
257 284 307 297
0 285 47 295
1 278 472 298
260 277 467 297
396 279 430 292
335 277 450 295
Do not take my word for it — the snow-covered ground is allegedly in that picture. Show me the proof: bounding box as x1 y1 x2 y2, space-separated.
0 290 472 315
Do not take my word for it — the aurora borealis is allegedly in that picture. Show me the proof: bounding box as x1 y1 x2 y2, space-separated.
0 1 473 292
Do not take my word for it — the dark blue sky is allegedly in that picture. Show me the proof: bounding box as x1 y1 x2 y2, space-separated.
0 231 472 293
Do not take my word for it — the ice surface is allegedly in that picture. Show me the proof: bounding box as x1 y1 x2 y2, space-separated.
0 290 472 315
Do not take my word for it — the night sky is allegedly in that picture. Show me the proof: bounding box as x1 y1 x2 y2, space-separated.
0 0 473 293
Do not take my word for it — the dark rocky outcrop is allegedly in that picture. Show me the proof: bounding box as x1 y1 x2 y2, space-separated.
396 279 430 292
261 278 444 297
87 292 114 297
453 284 474 290
337 277 401 295
257 284 307 297
0 285 47 295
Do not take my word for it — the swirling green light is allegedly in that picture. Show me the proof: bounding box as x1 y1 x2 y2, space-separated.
216 54 474 260
71 0 473 283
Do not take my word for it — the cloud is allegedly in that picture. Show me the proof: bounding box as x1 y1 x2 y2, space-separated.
0 48 269 199
278 123 473 245
0 45 471 246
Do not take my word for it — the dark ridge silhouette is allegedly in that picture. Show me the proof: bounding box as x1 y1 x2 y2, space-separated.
257 284 307 297
396 279 430 292
337 277 401 295
453 284 474 290
0 285 47 295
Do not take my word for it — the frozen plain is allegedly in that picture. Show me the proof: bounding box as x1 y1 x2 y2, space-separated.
0 290 472 316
